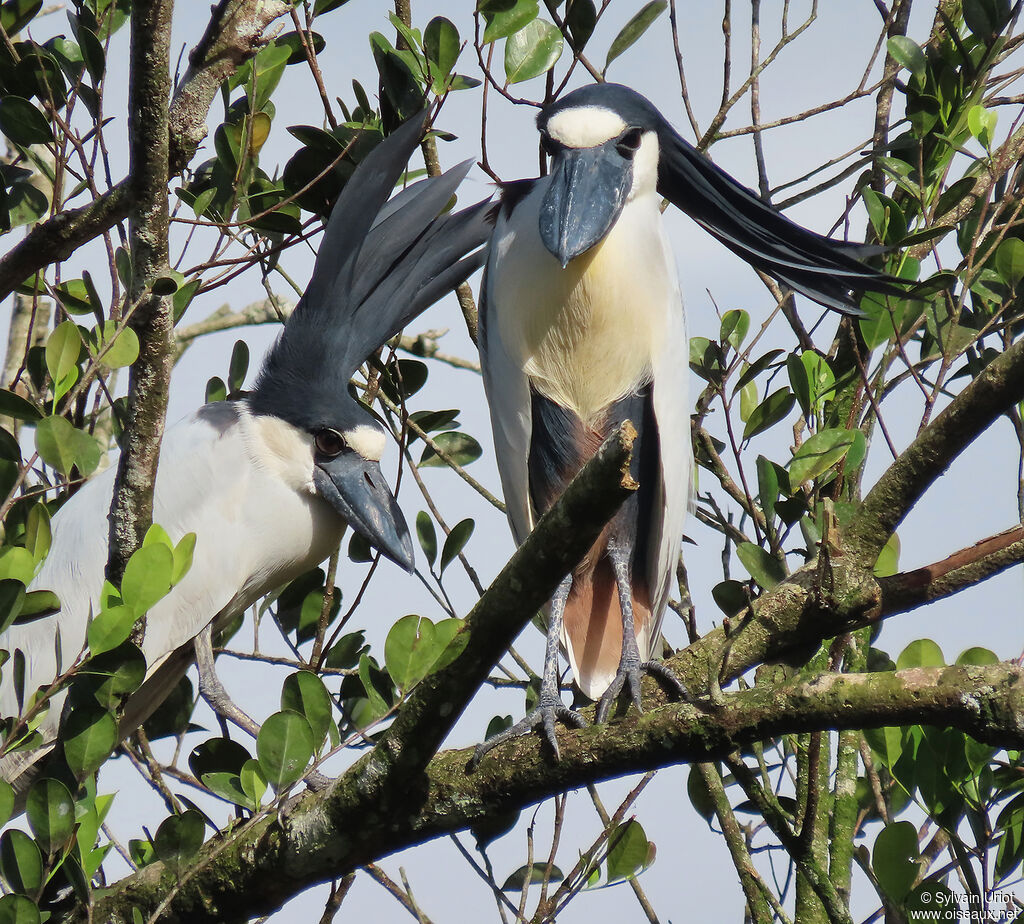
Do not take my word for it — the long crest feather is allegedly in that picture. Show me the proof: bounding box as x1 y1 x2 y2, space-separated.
250 113 492 430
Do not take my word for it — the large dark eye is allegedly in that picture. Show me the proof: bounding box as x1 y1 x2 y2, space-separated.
314 428 347 457
616 127 643 159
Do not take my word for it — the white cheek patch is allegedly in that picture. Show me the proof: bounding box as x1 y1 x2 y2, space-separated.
344 424 387 462
546 107 627 148
628 132 661 198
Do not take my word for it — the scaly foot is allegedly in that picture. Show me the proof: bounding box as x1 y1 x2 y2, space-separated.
472 690 586 766
595 657 687 724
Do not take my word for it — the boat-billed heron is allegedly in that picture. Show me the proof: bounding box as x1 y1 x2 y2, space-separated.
475 83 897 758
0 112 491 798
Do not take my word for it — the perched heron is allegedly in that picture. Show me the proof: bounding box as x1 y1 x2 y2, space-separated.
0 112 491 797
476 83 897 757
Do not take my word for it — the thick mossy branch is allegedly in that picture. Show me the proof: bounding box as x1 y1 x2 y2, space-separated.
64 664 1024 924
846 336 1024 562
667 555 883 697
0 0 289 303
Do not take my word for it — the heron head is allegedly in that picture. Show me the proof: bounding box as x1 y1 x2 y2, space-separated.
536 90 660 267
308 419 415 573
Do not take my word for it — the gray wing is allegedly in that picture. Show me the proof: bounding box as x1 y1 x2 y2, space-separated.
642 223 693 660
478 210 534 547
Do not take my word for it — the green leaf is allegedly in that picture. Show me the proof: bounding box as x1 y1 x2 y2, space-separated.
886 35 927 80
26 777 74 854
0 894 40 924
171 533 196 585
429 617 467 673
742 388 795 440
206 376 226 404
0 830 41 895
565 0 597 50
788 428 859 485
24 503 50 565
153 810 205 872
995 237 1024 287
0 780 14 829
239 759 267 810
0 95 53 145
482 0 538 43
53 278 99 316
357 653 391 722
92 322 139 369
257 711 315 791
604 1 666 72
872 821 919 902
800 351 836 419
502 862 564 891
62 703 117 777
738 378 757 423
755 455 779 523
605 819 653 884
736 542 785 590
0 579 25 634
419 431 482 467
280 671 332 749
385 614 440 692
416 511 437 568
189 737 253 808
712 580 747 617
787 353 811 417
0 390 41 422
1 0 43 36
873 533 900 578
120 543 173 614
956 646 998 666
78 642 146 707
967 104 997 149
720 309 749 351
34 416 101 476
504 19 563 84
424 16 459 77
0 549 33 586
896 638 945 670
228 340 249 394
440 518 474 573
45 320 83 398
86 604 140 656
249 42 292 112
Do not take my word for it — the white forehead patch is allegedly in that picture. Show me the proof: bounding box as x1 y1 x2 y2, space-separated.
546 106 627 148
345 424 387 462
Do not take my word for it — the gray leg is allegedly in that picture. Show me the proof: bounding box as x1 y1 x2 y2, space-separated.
472 573 585 765
195 624 262 739
595 537 687 723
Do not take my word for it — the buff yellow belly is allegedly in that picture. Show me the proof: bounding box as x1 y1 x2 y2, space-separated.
492 190 673 425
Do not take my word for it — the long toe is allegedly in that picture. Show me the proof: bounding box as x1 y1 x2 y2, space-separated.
597 660 688 723
643 660 689 700
596 666 645 722
472 700 587 767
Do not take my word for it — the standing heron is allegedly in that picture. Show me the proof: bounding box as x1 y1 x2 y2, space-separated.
0 112 491 798
476 84 897 757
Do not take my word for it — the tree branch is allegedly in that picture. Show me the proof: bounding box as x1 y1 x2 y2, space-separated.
0 0 289 303
879 525 1024 616
846 336 1024 562
61 663 1024 923
105 0 175 585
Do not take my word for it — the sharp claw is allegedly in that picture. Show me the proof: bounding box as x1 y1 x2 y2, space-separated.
471 698 586 767
595 659 688 724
